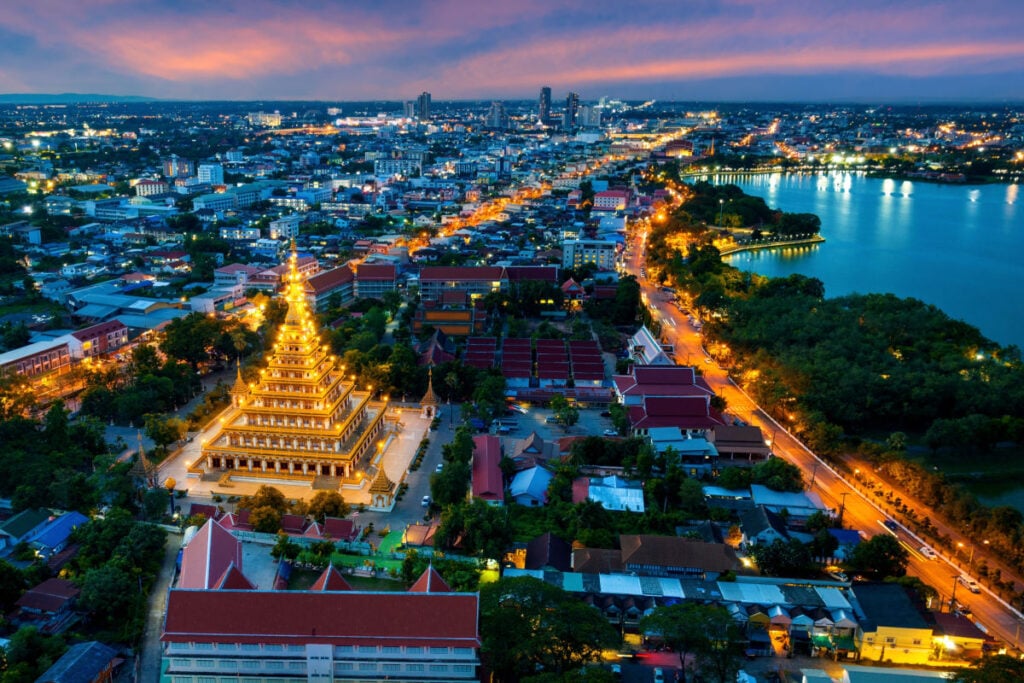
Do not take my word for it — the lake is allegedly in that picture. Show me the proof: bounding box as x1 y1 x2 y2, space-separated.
717 172 1023 349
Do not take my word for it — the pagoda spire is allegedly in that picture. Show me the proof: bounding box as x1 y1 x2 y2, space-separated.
230 359 248 406
131 429 157 488
419 367 440 419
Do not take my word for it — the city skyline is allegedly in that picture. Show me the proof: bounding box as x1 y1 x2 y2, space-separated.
2 0 1023 103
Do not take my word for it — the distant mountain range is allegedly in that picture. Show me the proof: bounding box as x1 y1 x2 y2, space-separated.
0 93 159 104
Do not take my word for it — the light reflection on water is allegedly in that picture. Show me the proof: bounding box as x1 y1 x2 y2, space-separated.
714 172 1023 349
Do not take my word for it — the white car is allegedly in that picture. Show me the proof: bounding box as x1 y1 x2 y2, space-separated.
958 575 981 593
435 463 444 473
919 545 938 560
421 495 431 507
603 429 618 437
653 668 666 683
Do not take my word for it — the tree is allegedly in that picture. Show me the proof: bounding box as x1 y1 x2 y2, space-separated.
846 533 909 579
749 538 816 578
0 559 26 611
248 505 283 533
951 654 1024 682
270 532 301 561
237 485 289 513
640 603 744 683
550 394 579 429
307 491 350 523
78 563 139 628
480 577 619 682
750 457 804 492
144 414 187 453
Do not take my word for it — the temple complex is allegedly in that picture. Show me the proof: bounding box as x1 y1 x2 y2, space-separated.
196 247 392 487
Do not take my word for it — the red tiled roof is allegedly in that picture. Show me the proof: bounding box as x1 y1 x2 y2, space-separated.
214 564 256 590
419 266 505 281
70 319 127 342
310 565 353 591
188 503 219 521
355 264 397 280
305 265 354 294
178 519 247 590
280 514 307 535
408 566 452 593
472 435 504 502
162 589 479 647
15 578 79 613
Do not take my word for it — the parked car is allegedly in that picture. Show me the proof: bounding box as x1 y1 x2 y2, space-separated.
919 545 938 560
653 668 666 683
421 495 431 507
435 463 444 473
603 429 618 437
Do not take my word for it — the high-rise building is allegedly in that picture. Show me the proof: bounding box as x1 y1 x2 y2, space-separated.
539 86 552 124
578 104 602 129
486 101 508 130
197 162 224 185
197 246 392 481
247 110 282 128
416 91 432 120
162 154 194 179
403 100 415 118
563 92 580 130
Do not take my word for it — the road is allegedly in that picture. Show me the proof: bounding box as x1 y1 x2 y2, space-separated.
625 219 1024 655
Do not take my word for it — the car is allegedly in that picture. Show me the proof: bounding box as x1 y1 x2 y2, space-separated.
882 519 899 532
959 575 981 593
827 570 850 583
919 545 938 560
435 463 444 473
704 358 712 364
421 495 431 507
509 404 528 415
608 663 622 679
603 429 618 437
653 668 666 683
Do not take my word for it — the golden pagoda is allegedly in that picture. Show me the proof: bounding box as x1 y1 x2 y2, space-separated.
199 246 388 483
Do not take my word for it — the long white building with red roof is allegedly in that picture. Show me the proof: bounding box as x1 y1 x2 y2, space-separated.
162 519 480 681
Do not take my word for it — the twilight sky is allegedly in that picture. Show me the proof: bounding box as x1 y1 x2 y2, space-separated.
2 0 1023 102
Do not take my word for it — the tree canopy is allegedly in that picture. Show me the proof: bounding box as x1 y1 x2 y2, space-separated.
480 577 619 682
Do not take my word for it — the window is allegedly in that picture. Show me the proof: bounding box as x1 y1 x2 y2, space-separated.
430 664 448 672
430 646 449 655
406 663 424 672
912 639 922 645
170 659 191 668
359 662 377 671
454 664 475 673
381 646 400 654
884 637 896 645
382 663 401 672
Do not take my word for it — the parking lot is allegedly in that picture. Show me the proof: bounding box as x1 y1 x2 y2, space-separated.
490 403 619 443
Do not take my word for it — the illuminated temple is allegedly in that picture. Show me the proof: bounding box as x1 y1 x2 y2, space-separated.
198 248 391 485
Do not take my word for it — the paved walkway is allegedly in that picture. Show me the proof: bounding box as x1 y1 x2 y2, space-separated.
139 527 181 683
156 405 432 511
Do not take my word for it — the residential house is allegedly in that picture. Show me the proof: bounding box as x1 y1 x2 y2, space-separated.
0 508 51 551
709 425 772 466
509 466 554 507
34 640 121 683
12 578 80 633
854 583 934 664
572 534 739 581
29 511 89 558
573 475 645 513
471 435 504 505
738 506 790 548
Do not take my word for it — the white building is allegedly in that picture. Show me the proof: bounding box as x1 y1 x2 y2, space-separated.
562 239 617 271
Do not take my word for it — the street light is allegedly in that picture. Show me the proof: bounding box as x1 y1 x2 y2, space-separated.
718 199 724 226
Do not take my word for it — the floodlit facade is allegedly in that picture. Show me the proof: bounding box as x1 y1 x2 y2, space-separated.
197 247 391 482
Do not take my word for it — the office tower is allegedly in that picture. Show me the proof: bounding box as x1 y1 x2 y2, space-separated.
403 101 415 118
486 101 508 129
416 92 432 120
563 92 579 130
539 86 551 124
